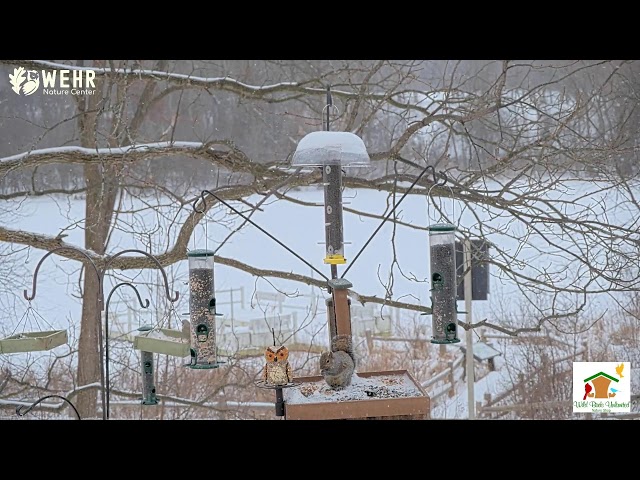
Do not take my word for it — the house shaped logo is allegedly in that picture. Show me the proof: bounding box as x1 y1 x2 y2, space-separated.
573 362 631 414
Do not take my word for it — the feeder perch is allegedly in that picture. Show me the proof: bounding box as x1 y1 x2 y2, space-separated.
133 327 190 357
427 223 460 344
0 329 68 354
186 249 225 369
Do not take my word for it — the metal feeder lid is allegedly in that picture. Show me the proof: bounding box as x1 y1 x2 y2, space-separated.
137 324 153 332
187 249 215 257
428 223 456 232
291 131 371 167
327 278 353 290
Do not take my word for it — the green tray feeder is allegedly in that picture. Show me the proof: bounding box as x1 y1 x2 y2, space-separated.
133 327 190 357
0 329 68 354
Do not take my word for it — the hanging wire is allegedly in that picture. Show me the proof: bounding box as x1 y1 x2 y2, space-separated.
426 182 456 225
10 303 56 338
205 208 209 252
194 190 330 282
340 164 447 279
16 394 81 420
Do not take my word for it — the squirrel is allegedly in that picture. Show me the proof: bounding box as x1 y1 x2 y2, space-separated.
319 334 356 389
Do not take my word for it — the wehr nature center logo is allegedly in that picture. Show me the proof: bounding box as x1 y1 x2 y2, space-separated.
573 361 631 413
9 67 96 96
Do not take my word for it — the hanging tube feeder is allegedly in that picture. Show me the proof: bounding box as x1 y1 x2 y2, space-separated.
427 223 460 344
292 130 370 265
136 325 159 406
186 249 225 369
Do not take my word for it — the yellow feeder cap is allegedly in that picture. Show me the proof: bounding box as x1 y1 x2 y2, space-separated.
324 254 346 265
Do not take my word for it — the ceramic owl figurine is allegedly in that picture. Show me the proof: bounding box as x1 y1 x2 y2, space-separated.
262 345 293 386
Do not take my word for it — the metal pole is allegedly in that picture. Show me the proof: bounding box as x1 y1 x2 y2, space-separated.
463 238 475 420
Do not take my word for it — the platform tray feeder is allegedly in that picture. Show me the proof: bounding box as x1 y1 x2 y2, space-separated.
282 369 430 420
0 329 68 354
133 327 190 357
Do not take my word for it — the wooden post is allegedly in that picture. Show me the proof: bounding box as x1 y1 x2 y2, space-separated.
326 298 337 341
333 289 351 337
462 353 467 381
476 400 483 418
483 392 492 419
327 278 353 341
517 373 527 418
365 329 374 353
582 341 589 361
447 360 455 397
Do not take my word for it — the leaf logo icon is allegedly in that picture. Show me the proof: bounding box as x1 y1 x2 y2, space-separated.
9 67 26 95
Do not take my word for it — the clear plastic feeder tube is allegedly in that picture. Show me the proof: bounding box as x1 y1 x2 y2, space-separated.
187 249 217 364
428 223 460 344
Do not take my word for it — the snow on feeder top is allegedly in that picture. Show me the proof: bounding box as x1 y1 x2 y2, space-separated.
291 131 371 167
428 223 460 344
186 249 224 369
291 131 370 266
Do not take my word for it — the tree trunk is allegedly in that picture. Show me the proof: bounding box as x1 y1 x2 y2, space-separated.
75 61 117 419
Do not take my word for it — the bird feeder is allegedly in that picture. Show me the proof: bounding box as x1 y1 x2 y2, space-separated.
291 131 370 265
137 325 158 406
428 223 460 344
0 329 68 354
187 249 224 369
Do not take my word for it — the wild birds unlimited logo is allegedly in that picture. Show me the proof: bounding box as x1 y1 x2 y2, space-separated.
573 362 631 413
9 67 96 96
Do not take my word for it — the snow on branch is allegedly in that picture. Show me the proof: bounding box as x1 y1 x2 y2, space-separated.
9 59 341 96
0 141 280 176
1 141 205 165
3 60 437 116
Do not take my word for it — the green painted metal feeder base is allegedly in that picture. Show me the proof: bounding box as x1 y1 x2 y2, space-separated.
0 329 68 354
430 337 461 345
186 360 226 370
133 328 190 357
141 398 159 405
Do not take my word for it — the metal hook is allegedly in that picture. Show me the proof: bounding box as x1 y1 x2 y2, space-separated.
193 191 207 214
423 165 447 186
16 394 81 420
23 246 101 302
104 281 150 420
427 183 456 225
103 249 179 303
322 104 340 126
